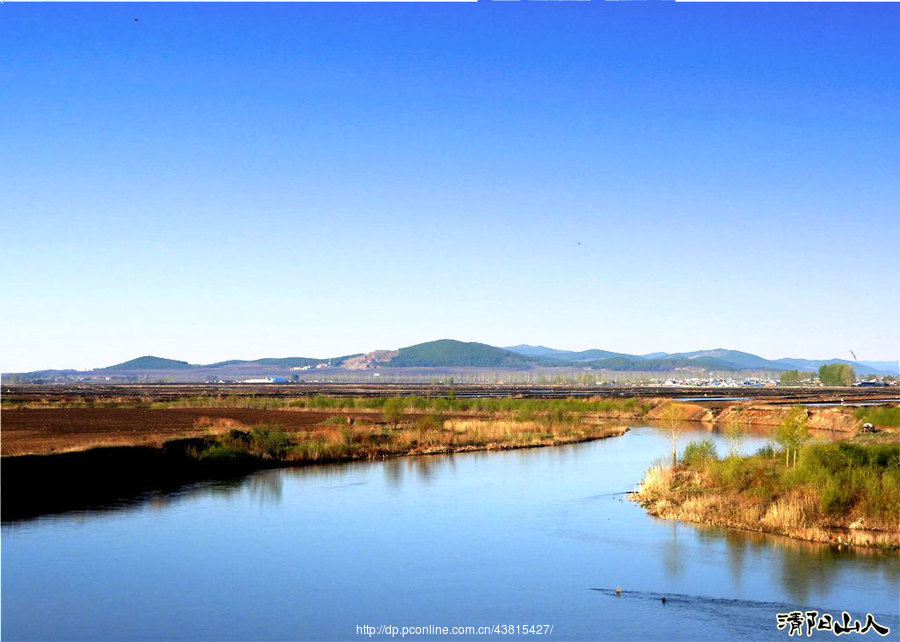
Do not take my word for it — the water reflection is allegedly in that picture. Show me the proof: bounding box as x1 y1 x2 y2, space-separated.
246 471 283 505
687 522 899 607
409 455 438 484
3 425 897 641
383 457 403 488
662 522 685 579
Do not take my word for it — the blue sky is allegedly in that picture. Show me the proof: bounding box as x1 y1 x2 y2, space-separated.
2 3 898 372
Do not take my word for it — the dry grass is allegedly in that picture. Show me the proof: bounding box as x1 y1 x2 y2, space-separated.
281 418 627 463
632 442 900 550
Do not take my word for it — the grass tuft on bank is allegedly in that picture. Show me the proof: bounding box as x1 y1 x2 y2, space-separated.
634 438 900 549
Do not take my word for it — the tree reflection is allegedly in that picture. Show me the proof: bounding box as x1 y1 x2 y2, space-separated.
662 521 685 579
690 523 899 606
246 471 283 506
383 458 403 488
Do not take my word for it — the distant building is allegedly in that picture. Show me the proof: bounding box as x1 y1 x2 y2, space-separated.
240 377 288 384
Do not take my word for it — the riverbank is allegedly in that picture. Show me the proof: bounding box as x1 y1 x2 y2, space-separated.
1 398 642 456
1 419 627 521
632 435 900 549
5 393 895 456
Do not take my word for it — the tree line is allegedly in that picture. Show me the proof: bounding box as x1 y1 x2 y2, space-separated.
779 364 855 387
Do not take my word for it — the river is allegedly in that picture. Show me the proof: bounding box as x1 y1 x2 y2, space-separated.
2 426 898 640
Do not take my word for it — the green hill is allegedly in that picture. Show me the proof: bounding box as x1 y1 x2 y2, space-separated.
102 356 193 370
386 340 537 368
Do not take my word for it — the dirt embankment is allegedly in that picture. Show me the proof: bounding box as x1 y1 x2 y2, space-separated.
591 398 869 433
715 405 862 432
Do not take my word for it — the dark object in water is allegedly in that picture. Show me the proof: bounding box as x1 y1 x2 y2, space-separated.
661 597 666 604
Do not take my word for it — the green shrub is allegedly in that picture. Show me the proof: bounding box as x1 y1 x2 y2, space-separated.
308 395 344 409
798 442 900 521
820 479 854 516
199 445 248 464
382 397 405 426
415 413 445 432
248 426 292 459
681 439 718 467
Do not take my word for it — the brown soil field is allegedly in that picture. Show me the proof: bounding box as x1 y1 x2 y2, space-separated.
0 408 339 455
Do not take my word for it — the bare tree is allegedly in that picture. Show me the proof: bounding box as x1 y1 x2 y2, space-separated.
661 403 686 469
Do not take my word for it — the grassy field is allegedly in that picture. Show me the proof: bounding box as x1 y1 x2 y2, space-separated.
856 406 900 428
1 393 657 415
634 435 900 549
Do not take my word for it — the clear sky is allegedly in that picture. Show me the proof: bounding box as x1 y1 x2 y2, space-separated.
2 3 898 372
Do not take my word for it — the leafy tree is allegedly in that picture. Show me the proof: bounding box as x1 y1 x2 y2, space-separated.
774 406 810 467
780 370 814 387
381 397 405 428
818 363 855 387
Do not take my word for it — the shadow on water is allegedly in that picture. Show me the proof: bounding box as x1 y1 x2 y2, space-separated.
0 440 356 525
1 440 471 525
1 440 254 524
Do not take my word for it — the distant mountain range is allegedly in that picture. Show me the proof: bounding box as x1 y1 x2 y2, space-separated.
504 345 897 375
72 339 897 376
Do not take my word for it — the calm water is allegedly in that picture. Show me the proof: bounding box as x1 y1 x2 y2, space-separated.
3 427 898 641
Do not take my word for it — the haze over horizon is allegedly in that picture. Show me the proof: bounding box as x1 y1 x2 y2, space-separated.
2 4 898 373
7 339 898 375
